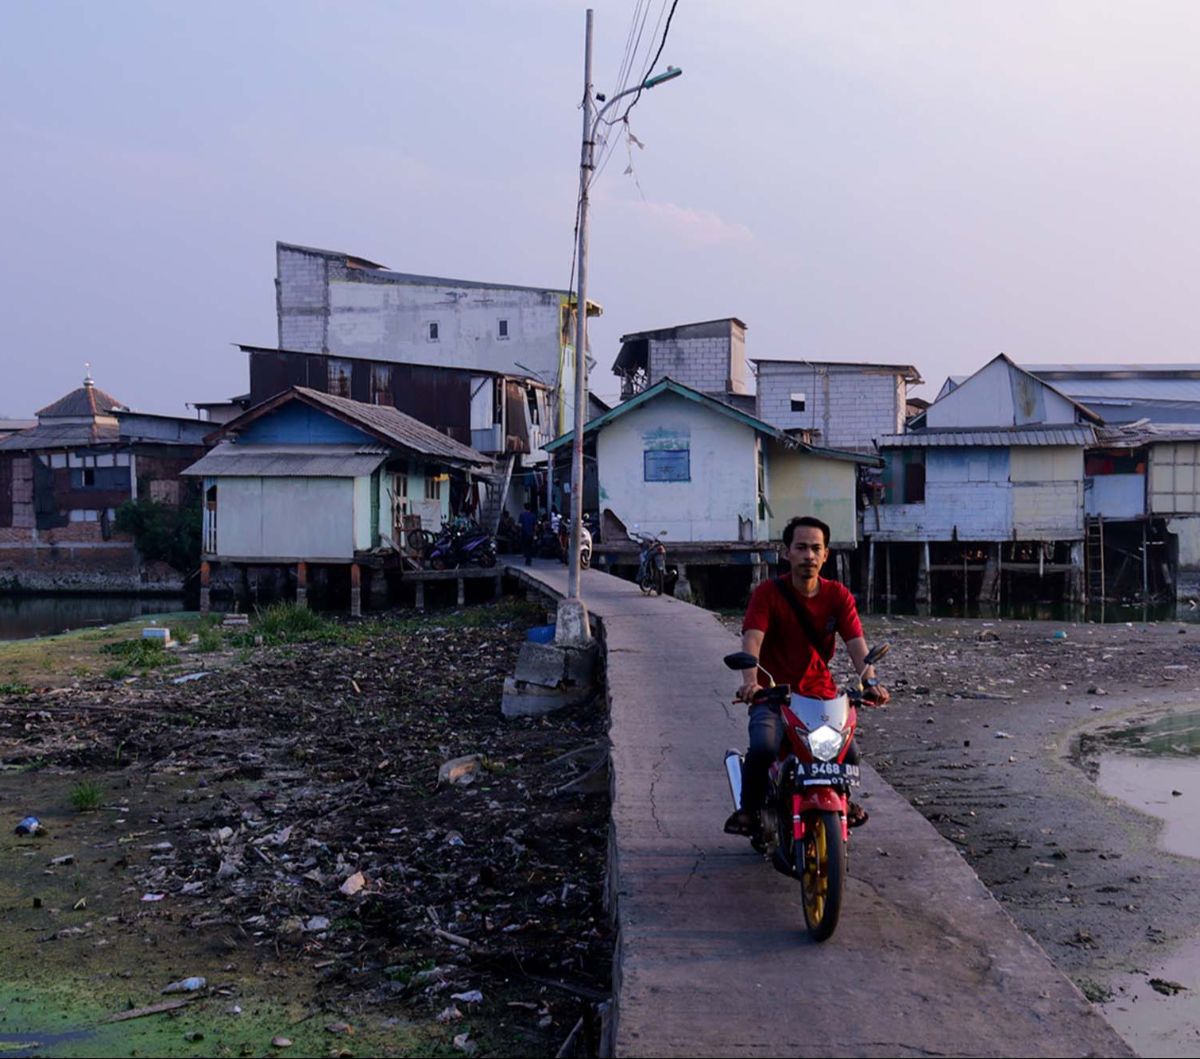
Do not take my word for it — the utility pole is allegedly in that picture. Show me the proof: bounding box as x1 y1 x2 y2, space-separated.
566 8 594 607
556 8 681 647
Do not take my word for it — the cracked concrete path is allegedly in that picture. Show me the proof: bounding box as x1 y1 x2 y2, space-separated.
506 561 1132 1058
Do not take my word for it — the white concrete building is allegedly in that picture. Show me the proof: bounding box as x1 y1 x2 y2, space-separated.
276 242 599 439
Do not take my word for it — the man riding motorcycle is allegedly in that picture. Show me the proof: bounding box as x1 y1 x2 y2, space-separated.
724 515 890 836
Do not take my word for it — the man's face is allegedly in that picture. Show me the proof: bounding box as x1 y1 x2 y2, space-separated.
785 525 827 578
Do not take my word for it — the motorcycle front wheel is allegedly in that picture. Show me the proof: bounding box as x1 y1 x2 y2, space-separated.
798 809 845 943
638 568 655 594
478 548 497 568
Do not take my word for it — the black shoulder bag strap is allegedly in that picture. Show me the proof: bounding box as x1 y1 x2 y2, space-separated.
772 575 834 668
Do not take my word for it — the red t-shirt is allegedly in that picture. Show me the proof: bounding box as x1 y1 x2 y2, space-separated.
741 577 863 699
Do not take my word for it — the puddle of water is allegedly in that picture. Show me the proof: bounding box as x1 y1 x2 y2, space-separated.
1102 948 1200 1058
1096 755 1200 859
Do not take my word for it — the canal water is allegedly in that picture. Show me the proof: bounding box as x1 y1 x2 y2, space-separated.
0 595 188 641
1094 709 1200 1057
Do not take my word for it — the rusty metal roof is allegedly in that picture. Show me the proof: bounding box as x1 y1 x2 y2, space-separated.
36 379 126 419
877 425 1097 448
182 444 387 478
294 388 490 466
211 388 491 468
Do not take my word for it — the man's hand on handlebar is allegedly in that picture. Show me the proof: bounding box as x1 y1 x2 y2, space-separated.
733 679 763 704
862 683 891 707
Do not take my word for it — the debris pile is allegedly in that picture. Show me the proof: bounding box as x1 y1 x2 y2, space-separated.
1 604 612 1053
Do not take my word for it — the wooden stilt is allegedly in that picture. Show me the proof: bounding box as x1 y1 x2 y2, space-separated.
296 561 308 608
866 540 876 615
415 580 426 612
200 561 211 616
456 577 465 607
350 562 362 618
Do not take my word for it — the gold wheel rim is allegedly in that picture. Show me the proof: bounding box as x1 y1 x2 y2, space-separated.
803 815 828 923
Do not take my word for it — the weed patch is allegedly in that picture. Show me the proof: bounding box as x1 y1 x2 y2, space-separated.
68 780 104 811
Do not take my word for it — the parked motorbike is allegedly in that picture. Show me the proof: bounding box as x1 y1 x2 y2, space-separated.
426 519 497 569
722 642 890 942
557 518 593 569
633 531 670 595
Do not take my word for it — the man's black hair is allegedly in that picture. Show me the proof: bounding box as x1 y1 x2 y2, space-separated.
783 515 830 549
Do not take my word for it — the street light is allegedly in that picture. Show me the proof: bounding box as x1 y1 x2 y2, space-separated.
559 9 682 646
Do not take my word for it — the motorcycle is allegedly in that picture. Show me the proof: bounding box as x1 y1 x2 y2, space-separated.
556 517 593 569
426 519 497 569
633 531 671 595
721 642 890 942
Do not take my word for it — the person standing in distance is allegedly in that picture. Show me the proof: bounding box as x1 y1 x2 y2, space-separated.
724 515 889 836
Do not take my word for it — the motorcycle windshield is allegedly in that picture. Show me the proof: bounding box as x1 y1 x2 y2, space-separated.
787 693 850 733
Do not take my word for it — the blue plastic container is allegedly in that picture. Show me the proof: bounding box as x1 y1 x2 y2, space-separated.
527 624 556 644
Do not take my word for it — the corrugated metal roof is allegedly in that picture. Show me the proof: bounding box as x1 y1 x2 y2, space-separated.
182 444 387 478
877 426 1097 448
292 388 490 466
1095 423 1200 447
1037 378 1200 402
0 422 120 451
1026 363 1200 375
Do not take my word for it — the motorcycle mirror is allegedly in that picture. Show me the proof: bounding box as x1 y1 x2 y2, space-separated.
863 642 890 666
723 651 759 671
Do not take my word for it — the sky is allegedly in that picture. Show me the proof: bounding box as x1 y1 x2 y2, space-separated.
3 1 1200 419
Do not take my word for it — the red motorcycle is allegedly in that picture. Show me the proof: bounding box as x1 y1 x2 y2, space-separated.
722 643 889 942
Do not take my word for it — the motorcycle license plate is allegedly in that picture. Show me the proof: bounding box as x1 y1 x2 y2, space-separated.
797 761 860 785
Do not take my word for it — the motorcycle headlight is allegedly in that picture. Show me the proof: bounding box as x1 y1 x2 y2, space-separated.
806 724 844 762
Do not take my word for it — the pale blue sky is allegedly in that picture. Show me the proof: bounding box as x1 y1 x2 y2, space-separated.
4 1 1200 418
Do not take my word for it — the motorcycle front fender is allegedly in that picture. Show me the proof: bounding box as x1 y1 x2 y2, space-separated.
791 785 848 839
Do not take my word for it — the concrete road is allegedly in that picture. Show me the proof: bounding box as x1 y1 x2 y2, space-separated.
506 561 1132 1058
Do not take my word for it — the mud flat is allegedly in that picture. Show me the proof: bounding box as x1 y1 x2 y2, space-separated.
0 601 611 1057
859 614 1200 1057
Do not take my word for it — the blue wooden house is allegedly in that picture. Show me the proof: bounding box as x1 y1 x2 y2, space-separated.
182 386 490 613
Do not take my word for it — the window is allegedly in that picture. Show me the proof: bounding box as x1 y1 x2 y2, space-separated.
790 392 806 413
327 359 352 398
904 461 926 503
370 364 393 406
525 388 541 427
428 322 440 341
498 319 509 339
644 449 690 482
425 474 443 500
82 467 95 487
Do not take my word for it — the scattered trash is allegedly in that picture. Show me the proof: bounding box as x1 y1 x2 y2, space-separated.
325 1021 354 1035
227 1004 242 1016
446 831 466 847
339 871 366 896
451 990 484 1004
49 854 74 866
15 816 42 836
172 672 210 685
141 892 166 902
452 1031 477 1055
994 731 1013 739
271 1037 293 1048
305 915 330 932
162 976 207 994
437 1005 463 1023
1051 631 1068 640
72 897 87 911
438 754 484 787
183 1030 205 1042
142 627 172 644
